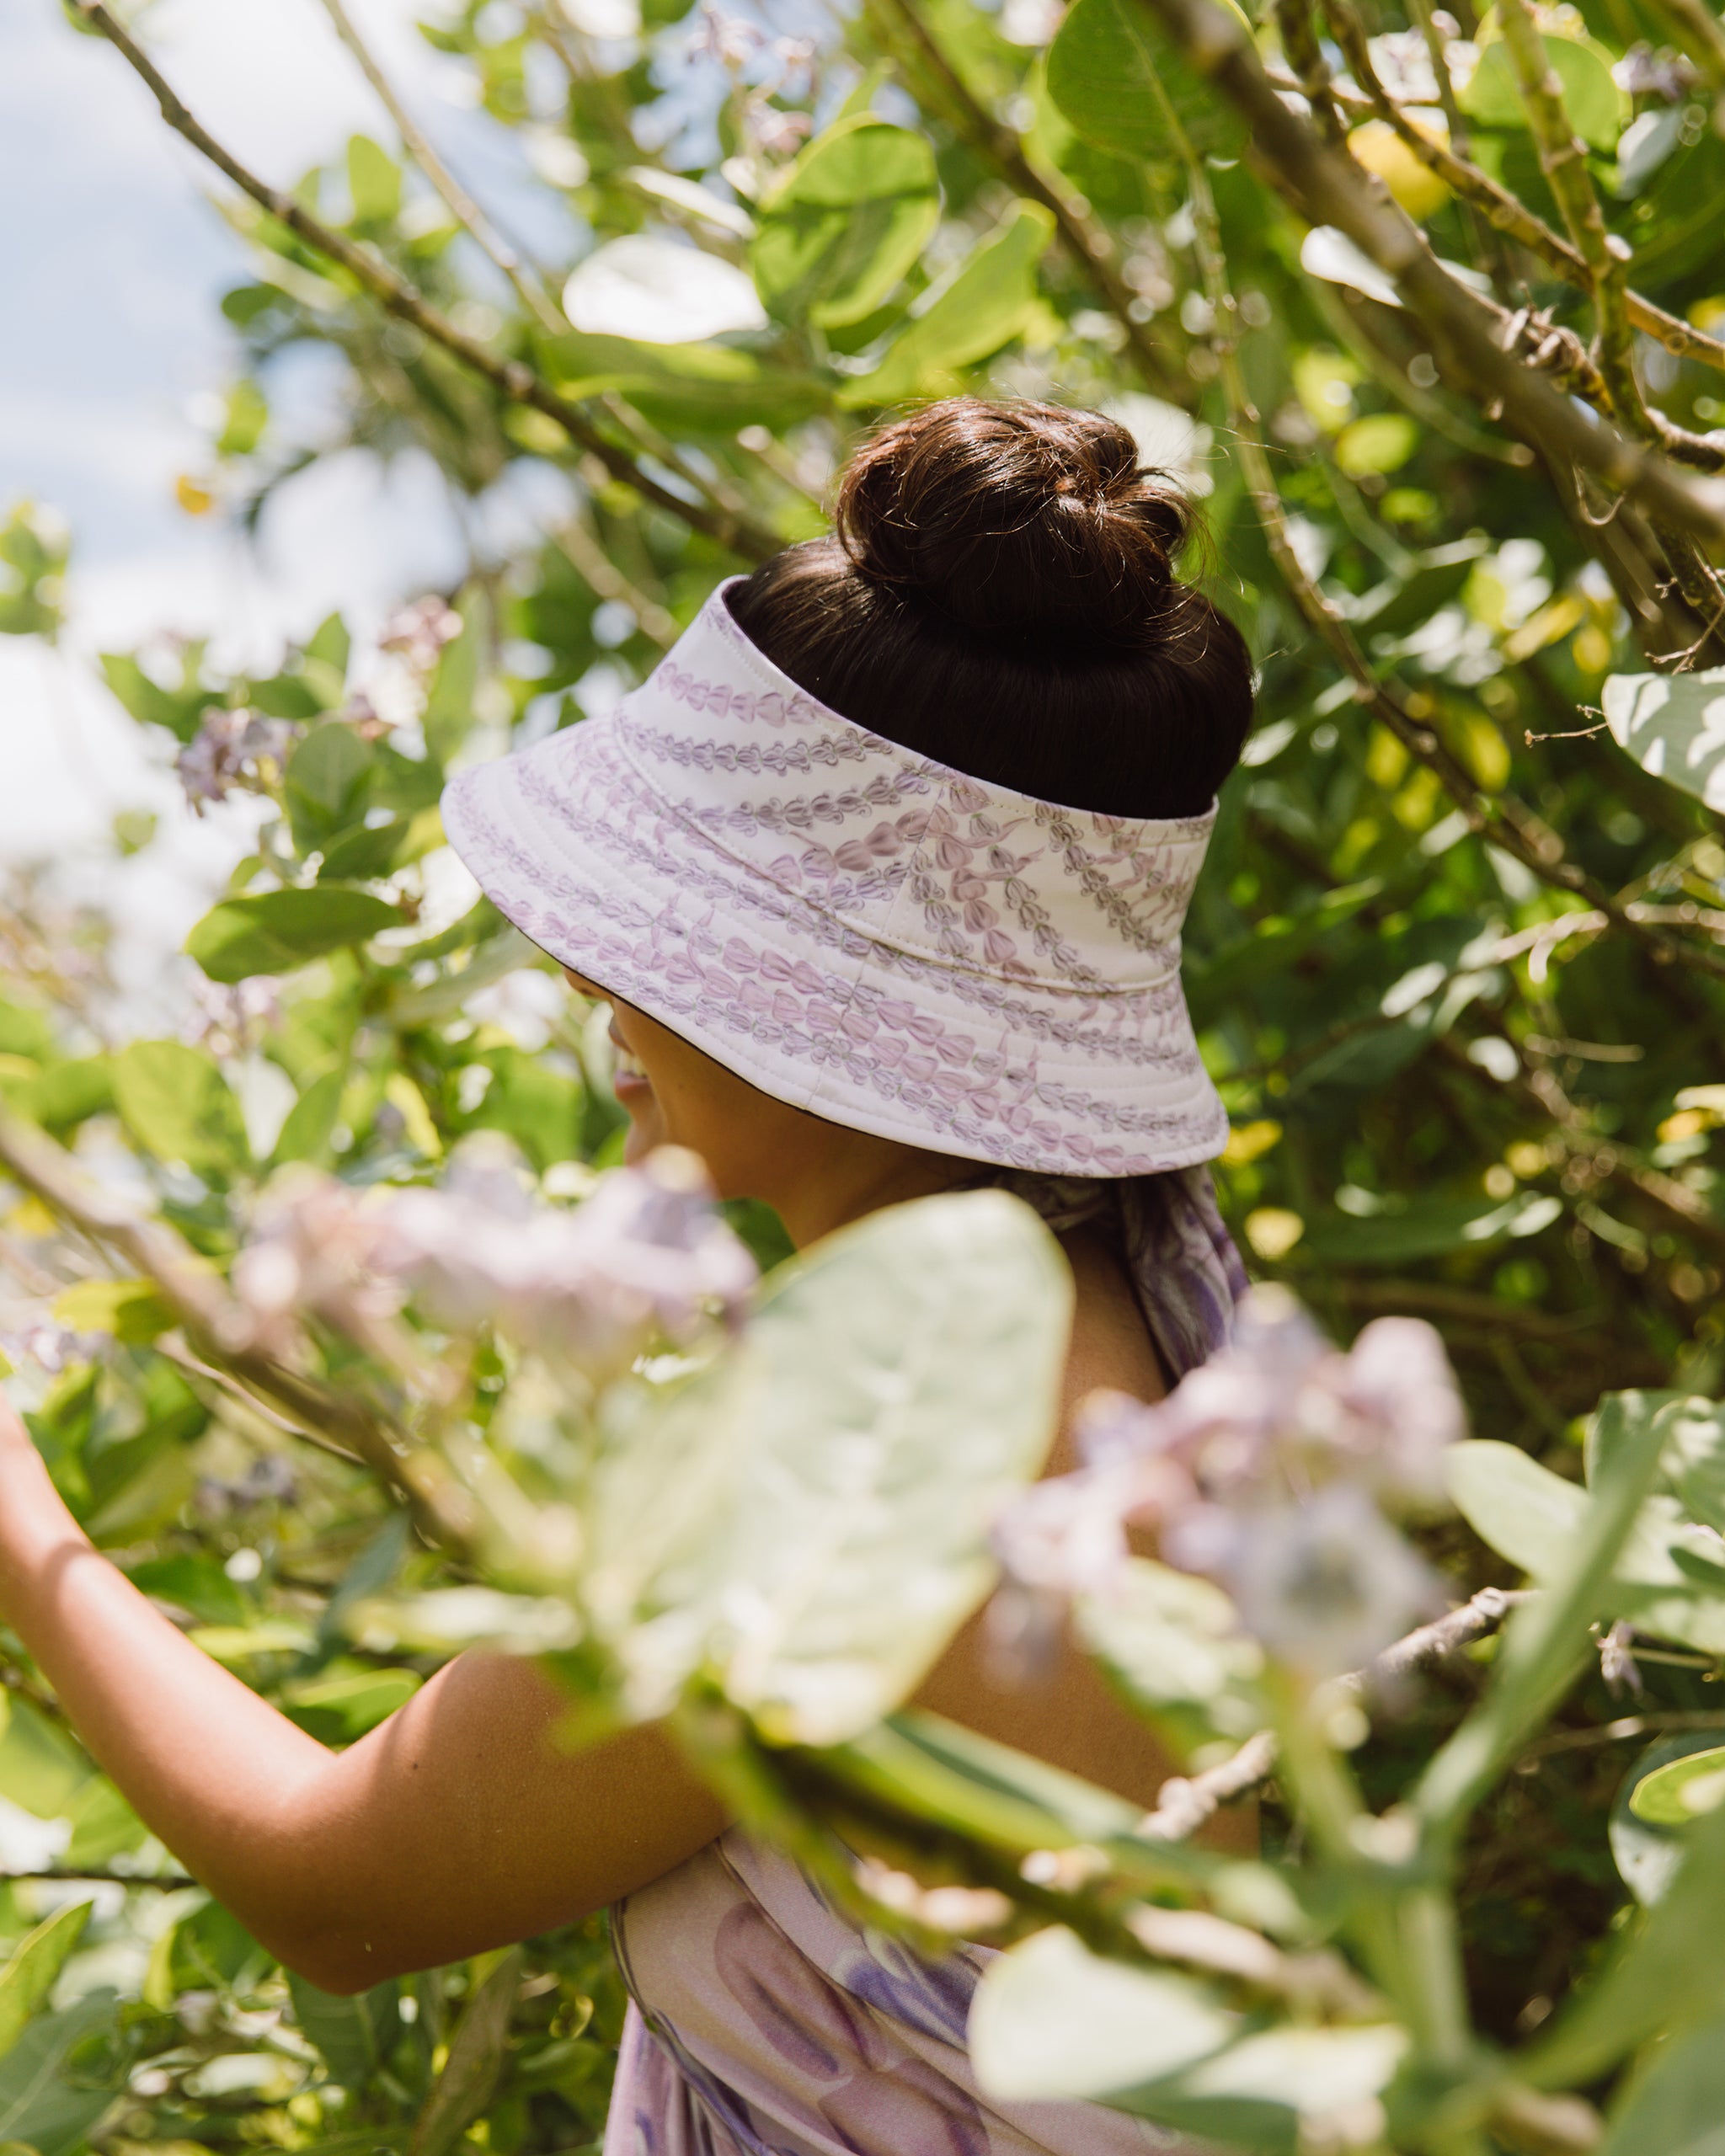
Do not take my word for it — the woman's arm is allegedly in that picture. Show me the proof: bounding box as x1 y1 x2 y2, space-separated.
0 1399 725 1993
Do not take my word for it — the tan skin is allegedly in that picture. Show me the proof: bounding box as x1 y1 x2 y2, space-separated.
0 974 1231 1998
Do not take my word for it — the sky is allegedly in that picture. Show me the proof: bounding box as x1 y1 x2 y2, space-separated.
1 0 534 1004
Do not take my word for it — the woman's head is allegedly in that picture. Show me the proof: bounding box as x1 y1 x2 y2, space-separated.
726 398 1254 820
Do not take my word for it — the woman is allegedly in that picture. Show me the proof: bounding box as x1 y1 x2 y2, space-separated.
0 400 1255 2153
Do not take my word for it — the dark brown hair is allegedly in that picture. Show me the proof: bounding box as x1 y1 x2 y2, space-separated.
726 398 1254 819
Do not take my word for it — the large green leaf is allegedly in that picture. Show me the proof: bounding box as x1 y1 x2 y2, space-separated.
1602 668 1725 812
286 723 374 854
750 117 940 328
185 887 401 982
98 651 208 742
840 202 1055 408
113 1039 249 1178
0 1903 91 2061
1597 2015 1725 2155
972 1928 1405 2152
1445 1439 1589 1580
537 329 829 430
1629 1743 1725 1828
1048 0 1248 162
586 1189 1071 1743
409 1948 521 2156
1461 35 1624 152
970 1927 1239 2105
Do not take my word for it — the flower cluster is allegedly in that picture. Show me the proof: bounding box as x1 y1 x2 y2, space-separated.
231 1145 756 1378
995 1287 1464 1678
377 595 463 676
175 708 298 813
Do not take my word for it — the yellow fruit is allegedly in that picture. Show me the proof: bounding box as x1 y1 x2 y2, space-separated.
1348 115 1451 222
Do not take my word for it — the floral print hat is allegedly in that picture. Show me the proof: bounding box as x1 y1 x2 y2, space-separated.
442 579 1228 1178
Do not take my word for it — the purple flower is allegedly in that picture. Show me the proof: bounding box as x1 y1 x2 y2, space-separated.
377 595 463 675
175 709 298 813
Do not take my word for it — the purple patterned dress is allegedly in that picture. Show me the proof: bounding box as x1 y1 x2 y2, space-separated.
603 1167 1247 2156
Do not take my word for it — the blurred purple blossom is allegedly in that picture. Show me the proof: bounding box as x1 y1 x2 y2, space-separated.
175 709 299 813
992 1286 1463 1678
0 1321 102 1375
377 595 463 675
230 1146 756 1375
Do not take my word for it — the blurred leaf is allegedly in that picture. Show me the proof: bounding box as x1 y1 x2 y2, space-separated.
971 1926 1238 2107
99 652 206 743
0 1902 91 2060
423 601 483 769
51 1277 173 1344
563 234 766 343
0 1700 88 1821
751 117 941 328
1461 35 1622 152
185 888 401 982
587 1190 1071 1742
63 1774 146 1867
1446 1439 1589 1580
409 1948 522 2156
841 201 1055 407
0 1993 123 2156
127 1552 249 1626
462 1045 582 1171
288 1972 403 2088
347 133 402 225
280 1665 421 1743
272 1063 347 1167
1629 1743 1725 1827
1603 668 1725 812
1076 1556 1265 1756
113 1039 249 1178
287 723 375 852
1610 1732 1725 1904
1596 2013 1725 2155
1048 0 1248 161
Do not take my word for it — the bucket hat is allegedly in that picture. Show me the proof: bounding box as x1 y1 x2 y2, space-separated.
442 580 1228 1177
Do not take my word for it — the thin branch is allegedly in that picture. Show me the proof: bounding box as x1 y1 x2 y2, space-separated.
1370 1588 1535 1684
0 1867 198 1890
1140 1728 1279 1841
316 0 567 337
1326 1280 1606 1343
554 505 679 646
864 0 1181 399
153 1336 369 1468
70 2 778 563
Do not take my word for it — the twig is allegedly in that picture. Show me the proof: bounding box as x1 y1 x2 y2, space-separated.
0 1867 197 1890
1140 1728 1279 1840
1327 1282 1605 1343
153 1336 368 1468
864 0 1180 399
1520 1708 1725 1759
1370 1587 1535 1684
69 2 778 563
555 507 679 647
315 0 566 337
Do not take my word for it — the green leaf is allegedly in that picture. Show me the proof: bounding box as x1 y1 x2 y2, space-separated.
0 1699 92 1822
287 723 374 852
1602 668 1725 812
750 117 940 328
1445 1439 1589 1580
1302 1190 1560 1263
1529 1771 1725 2087
271 1064 347 1168
1597 2014 1725 2156
588 1190 1072 1743
216 376 268 457
51 1277 174 1345
14 1055 112 1134
1461 35 1623 152
0 1993 122 2156
0 1903 91 2060
0 1001 51 1061
423 602 483 769
126 1552 249 1626
185 887 401 983
113 1039 249 1178
840 201 1055 408
1048 0 1249 163
971 1927 1239 2107
1630 1743 1725 1828
99 652 206 742
280 1665 421 1743
409 1948 522 2156
536 330 830 431
1076 1556 1265 1754
348 133 403 225
1610 1732 1725 1904
462 1045 583 1171
288 1972 403 2087
63 1774 146 1867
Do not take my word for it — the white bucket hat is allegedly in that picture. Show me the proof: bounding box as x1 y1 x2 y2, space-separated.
442 579 1229 1178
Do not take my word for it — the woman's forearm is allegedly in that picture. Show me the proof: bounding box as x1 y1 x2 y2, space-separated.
0 1434 345 1962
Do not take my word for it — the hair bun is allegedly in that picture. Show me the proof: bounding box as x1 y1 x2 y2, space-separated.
834 398 1190 643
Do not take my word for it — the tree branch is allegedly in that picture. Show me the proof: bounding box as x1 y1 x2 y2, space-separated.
70 1 779 563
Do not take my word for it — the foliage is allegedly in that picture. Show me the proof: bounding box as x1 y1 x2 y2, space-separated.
6 0 1725 2144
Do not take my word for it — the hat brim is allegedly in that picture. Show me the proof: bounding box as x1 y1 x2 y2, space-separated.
443 715 1229 1177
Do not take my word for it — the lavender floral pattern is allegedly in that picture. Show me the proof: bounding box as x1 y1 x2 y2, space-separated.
443 581 1230 1177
